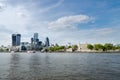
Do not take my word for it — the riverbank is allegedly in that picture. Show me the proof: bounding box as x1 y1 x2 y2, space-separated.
47 51 120 53
0 49 120 53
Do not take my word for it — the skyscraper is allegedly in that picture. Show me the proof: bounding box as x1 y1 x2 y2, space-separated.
45 37 50 47
34 33 38 41
31 38 34 45
12 34 21 46
31 33 42 50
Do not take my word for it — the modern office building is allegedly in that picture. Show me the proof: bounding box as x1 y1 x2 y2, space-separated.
31 38 34 47
12 34 21 46
21 42 31 51
45 37 50 47
34 33 38 41
31 33 42 50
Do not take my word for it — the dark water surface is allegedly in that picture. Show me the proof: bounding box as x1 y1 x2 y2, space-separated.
0 53 120 80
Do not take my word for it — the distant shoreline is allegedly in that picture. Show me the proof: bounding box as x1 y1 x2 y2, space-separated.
46 51 120 53
0 51 120 53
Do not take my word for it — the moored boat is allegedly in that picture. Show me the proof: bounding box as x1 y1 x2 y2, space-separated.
27 50 36 53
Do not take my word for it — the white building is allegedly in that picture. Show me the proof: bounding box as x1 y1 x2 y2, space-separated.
66 48 73 52
77 43 91 52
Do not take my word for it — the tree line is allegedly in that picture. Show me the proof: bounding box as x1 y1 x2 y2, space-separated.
46 43 120 52
87 43 120 51
48 44 78 52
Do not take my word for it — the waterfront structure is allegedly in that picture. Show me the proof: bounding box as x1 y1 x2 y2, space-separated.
0 46 9 52
66 48 73 52
12 34 21 46
77 43 91 52
20 42 31 51
11 33 21 51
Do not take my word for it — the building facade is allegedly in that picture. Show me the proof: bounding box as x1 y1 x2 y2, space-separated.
34 33 38 41
12 34 21 46
31 33 42 50
77 43 91 52
21 42 31 51
45 37 50 47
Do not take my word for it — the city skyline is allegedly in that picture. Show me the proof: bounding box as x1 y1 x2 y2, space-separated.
11 33 50 51
0 0 120 46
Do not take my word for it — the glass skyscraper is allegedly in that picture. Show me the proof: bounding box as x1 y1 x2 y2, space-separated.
31 33 42 50
34 33 38 41
45 37 50 47
12 34 21 46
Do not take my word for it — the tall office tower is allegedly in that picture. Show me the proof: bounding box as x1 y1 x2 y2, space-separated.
31 38 34 45
31 38 34 49
12 34 21 46
34 33 38 41
45 37 50 47
34 33 39 48
31 33 40 50
12 34 16 46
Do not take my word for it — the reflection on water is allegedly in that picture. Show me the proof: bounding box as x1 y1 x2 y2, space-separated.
8 54 21 80
0 53 120 80
29 54 41 79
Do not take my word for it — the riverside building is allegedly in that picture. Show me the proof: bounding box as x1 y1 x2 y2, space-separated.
11 33 21 51
12 34 21 46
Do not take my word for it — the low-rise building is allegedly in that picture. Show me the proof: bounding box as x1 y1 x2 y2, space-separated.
10 46 21 52
66 48 73 52
77 43 91 52
20 42 31 51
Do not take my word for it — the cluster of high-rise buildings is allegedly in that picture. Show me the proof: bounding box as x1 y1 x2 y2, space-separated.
31 33 42 50
12 34 21 46
11 33 50 51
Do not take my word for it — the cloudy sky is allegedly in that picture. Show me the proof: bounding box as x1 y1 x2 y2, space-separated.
0 0 120 46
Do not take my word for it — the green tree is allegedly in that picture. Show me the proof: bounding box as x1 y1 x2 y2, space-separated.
48 47 54 51
48 46 65 52
87 44 93 50
67 46 72 49
104 43 113 51
59 46 65 50
72 45 78 51
115 44 120 49
112 46 117 50
94 44 104 51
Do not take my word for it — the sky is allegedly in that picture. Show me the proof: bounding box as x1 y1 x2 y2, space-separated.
0 0 120 46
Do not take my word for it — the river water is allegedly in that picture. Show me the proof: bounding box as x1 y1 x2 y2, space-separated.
0 53 120 80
